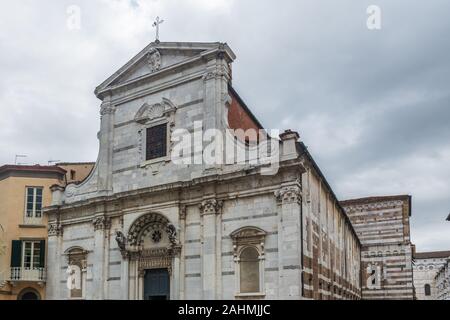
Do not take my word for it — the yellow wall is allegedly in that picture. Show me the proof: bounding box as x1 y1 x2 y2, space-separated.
58 163 94 184
0 175 62 300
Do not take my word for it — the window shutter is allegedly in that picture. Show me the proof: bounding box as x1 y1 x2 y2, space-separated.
39 240 46 268
10 240 22 268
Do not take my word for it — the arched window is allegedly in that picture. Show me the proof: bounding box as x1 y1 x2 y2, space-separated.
424 284 431 296
65 247 88 299
230 227 266 296
240 247 260 293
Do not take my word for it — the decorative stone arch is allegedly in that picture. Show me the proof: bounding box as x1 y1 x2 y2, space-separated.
119 212 181 300
134 98 177 124
230 226 267 297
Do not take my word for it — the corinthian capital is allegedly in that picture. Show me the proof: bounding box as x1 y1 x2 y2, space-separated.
48 222 63 237
199 199 223 215
100 101 116 116
93 215 111 231
275 185 302 204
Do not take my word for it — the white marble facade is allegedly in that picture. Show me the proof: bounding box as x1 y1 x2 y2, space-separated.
45 42 361 300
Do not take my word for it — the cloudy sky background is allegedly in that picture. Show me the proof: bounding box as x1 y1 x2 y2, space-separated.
0 0 449 251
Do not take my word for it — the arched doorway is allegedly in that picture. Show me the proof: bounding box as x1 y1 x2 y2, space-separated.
18 288 40 300
117 212 181 300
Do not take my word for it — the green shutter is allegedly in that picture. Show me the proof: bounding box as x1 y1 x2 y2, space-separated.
39 240 46 268
10 240 22 268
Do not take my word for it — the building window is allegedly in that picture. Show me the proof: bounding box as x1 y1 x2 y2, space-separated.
22 241 41 269
231 226 266 296
70 170 76 180
425 284 431 296
239 247 260 293
10 240 45 281
25 187 43 218
146 123 167 161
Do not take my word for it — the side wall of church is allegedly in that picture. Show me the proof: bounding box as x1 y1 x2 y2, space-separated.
301 166 361 300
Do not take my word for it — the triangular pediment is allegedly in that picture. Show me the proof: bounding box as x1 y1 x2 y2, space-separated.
95 42 235 99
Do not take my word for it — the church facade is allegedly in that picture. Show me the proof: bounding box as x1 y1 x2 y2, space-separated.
44 41 362 300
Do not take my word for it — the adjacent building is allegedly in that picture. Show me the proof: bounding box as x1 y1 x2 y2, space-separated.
44 41 362 300
435 257 450 300
413 250 450 300
341 196 415 300
0 164 93 300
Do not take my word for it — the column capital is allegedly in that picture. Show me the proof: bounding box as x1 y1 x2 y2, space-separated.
100 99 116 116
275 185 302 204
199 199 223 215
48 222 63 237
92 215 111 231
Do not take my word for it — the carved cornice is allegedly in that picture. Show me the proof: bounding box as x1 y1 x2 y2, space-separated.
134 98 177 124
274 185 302 204
202 65 230 82
199 199 223 215
230 226 267 259
343 200 404 213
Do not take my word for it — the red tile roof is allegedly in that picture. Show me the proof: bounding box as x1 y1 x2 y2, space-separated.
0 164 66 175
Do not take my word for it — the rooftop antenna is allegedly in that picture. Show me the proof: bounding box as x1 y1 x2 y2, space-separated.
14 154 27 165
48 160 61 166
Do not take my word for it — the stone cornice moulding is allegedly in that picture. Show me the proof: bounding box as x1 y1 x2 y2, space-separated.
342 200 405 213
46 160 305 216
95 43 235 100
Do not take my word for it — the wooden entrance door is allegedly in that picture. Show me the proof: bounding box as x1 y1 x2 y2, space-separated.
144 268 170 300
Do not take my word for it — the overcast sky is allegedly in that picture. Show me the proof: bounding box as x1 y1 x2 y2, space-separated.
0 0 449 251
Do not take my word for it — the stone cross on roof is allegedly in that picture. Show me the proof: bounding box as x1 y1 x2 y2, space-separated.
152 16 164 43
